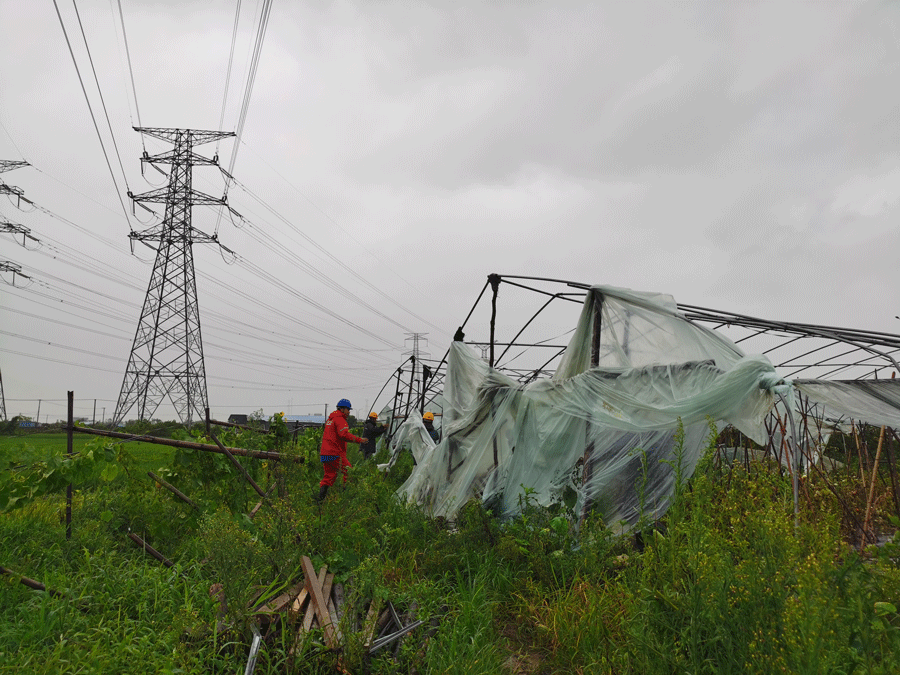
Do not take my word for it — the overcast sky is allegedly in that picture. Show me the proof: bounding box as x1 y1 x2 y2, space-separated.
1 0 898 424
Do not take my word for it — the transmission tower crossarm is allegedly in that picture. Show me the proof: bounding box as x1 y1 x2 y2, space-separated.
0 260 31 282
0 220 39 246
0 160 29 174
133 126 234 146
129 186 227 206
141 149 221 167
0 183 24 198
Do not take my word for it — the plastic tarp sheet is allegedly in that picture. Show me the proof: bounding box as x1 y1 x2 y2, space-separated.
396 286 787 527
794 379 900 430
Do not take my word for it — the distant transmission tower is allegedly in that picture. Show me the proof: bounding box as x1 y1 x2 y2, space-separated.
402 333 429 416
0 160 31 421
113 127 234 427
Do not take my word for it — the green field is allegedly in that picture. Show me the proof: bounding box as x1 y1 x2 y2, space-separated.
2 424 899 674
0 432 174 472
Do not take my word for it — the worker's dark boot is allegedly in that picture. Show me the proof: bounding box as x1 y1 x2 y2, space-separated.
315 485 328 502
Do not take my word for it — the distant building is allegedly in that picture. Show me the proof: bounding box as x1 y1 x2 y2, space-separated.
284 414 326 432
227 414 249 425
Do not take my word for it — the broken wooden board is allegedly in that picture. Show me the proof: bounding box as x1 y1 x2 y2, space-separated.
301 556 337 648
252 581 306 618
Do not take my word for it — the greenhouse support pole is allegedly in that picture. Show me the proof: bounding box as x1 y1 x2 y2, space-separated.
488 274 500 367
406 356 416 421
581 290 603 523
389 367 403 439
778 392 800 531
66 391 73 540
591 290 603 365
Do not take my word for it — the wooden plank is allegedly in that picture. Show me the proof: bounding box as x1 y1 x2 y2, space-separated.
362 598 382 648
253 582 306 616
320 572 335 622
290 587 309 617
326 579 342 643
332 583 345 623
301 557 336 647
303 566 327 631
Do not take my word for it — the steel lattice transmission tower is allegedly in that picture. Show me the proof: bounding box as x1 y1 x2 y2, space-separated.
0 159 30 422
113 127 234 427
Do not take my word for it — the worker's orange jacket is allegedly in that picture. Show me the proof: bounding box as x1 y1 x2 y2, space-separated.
320 410 365 461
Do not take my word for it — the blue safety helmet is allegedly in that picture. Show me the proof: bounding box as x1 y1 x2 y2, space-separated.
337 398 352 409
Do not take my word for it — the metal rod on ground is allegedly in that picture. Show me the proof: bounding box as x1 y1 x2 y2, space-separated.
0 566 66 598
244 623 262 675
148 471 199 510
368 619 425 654
66 391 73 540
71 425 298 462
209 431 268 498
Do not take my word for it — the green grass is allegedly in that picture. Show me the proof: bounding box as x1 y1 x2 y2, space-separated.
0 432 174 473
1 427 899 673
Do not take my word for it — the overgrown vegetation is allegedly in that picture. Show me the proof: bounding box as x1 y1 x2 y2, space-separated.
1 419 899 674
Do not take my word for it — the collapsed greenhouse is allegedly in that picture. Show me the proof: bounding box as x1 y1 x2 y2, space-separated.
376 276 900 537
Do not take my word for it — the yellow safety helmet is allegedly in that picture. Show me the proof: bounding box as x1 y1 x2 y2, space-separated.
423 412 435 421
368 412 378 419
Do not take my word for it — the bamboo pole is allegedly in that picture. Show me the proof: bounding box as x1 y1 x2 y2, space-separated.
71 425 298 462
209 432 268 498
0 566 66 598
887 430 900 523
862 425 886 543
127 532 175 568
209 418 272 434
148 471 199 510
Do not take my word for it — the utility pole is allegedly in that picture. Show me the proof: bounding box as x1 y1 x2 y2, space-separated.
0 368 6 422
113 127 235 427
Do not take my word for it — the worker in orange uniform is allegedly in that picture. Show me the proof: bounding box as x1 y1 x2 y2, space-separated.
316 398 367 502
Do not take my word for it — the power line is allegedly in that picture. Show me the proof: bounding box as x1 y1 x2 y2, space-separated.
214 0 273 235
51 0 133 230
113 0 144 150
217 0 243 156
226 172 444 333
